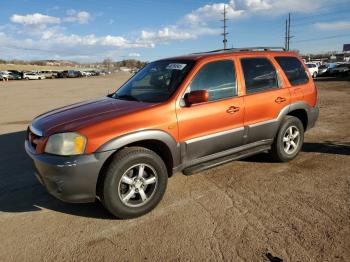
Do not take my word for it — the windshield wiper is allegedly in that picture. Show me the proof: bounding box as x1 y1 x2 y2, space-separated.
113 94 141 102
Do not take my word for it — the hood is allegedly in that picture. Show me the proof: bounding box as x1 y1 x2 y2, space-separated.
31 97 156 136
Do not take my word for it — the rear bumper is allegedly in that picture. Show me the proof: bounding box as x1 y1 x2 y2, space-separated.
307 105 319 130
25 140 113 203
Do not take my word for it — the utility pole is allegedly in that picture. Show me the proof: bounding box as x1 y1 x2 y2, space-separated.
287 13 291 50
221 4 228 49
285 19 288 50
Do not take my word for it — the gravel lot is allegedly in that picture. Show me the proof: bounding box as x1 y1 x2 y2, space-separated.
0 74 349 261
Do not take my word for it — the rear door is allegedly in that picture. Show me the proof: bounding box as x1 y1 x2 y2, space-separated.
239 56 291 144
274 56 310 103
176 58 245 161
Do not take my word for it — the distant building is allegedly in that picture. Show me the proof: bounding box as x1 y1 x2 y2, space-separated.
119 67 131 72
343 44 350 53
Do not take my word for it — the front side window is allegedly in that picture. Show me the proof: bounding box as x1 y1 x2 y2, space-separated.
241 58 279 94
113 60 194 103
275 56 309 86
188 60 236 101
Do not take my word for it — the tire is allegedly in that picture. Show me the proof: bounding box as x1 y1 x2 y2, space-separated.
269 116 304 162
313 72 317 78
101 147 168 219
25 77 29 80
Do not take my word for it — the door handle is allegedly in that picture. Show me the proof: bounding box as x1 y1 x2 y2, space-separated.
275 97 286 103
227 106 240 114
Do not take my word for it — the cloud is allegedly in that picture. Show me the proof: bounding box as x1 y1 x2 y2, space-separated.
129 52 141 57
184 2 244 25
315 21 350 31
10 13 60 25
4 0 336 62
64 10 91 24
140 27 194 42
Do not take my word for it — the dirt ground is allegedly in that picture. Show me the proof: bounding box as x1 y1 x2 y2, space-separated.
0 74 349 262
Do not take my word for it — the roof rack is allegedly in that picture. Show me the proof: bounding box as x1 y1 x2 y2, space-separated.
192 46 286 55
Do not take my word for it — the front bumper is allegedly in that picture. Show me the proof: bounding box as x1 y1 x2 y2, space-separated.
25 140 113 203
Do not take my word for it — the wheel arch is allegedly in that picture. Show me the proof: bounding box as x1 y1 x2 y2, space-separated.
276 102 311 131
95 130 180 199
287 109 308 131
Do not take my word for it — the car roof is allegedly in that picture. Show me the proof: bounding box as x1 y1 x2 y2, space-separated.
157 47 298 62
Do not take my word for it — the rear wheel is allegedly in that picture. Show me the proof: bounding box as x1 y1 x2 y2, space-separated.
101 147 168 219
270 116 304 162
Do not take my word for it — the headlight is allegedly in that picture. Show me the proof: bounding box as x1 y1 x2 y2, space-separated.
45 132 87 156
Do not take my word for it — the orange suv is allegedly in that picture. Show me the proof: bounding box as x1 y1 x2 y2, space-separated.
25 47 318 218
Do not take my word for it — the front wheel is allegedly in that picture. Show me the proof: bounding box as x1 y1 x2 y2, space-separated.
312 72 317 78
269 116 304 162
101 147 168 219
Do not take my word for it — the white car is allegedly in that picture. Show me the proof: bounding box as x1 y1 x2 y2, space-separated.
23 72 45 80
0 71 11 78
306 63 318 78
81 71 92 77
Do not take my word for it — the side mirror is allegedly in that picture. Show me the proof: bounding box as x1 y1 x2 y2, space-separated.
185 90 209 105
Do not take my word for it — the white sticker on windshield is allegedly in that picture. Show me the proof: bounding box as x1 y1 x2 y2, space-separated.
166 63 187 70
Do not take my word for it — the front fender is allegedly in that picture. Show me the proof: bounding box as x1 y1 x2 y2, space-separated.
96 129 181 167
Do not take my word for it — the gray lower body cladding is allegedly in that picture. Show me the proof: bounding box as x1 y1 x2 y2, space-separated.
25 140 113 203
306 105 319 130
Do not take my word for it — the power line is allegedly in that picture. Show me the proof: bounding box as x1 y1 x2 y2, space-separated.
292 33 350 43
292 10 350 27
221 4 229 50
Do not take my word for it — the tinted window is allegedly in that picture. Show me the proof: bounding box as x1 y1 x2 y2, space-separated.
275 56 309 86
241 58 279 94
188 60 236 101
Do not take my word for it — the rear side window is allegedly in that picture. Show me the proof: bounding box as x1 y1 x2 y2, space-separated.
275 56 309 86
240 58 279 94
189 60 236 101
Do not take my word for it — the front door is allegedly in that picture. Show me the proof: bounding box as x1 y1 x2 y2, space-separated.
176 59 245 162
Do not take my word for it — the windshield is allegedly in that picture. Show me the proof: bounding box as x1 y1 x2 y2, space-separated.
112 60 195 103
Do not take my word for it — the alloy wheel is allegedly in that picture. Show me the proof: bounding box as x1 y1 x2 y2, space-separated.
117 163 158 207
282 126 300 155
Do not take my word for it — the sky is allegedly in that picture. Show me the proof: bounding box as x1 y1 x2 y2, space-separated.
0 0 349 62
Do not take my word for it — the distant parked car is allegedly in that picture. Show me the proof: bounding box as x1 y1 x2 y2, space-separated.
68 70 83 78
40 71 56 79
0 71 11 79
81 71 92 77
57 70 69 78
8 72 22 80
23 72 45 80
331 63 350 77
8 70 22 76
306 63 318 78
319 63 338 77
0 73 6 81
89 70 99 76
